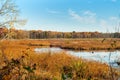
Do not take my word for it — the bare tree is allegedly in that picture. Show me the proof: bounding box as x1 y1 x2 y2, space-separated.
0 0 18 27
0 0 26 39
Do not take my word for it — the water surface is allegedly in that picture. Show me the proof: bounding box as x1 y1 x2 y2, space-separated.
35 47 120 67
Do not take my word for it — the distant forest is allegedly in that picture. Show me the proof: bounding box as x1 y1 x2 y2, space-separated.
0 27 120 39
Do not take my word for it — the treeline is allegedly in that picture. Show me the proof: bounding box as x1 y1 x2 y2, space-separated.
0 27 120 39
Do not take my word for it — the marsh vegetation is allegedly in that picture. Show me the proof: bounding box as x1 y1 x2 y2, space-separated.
0 39 120 80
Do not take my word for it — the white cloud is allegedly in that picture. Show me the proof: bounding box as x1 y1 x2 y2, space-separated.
68 9 96 24
83 10 96 16
99 19 108 27
109 16 118 21
68 9 83 21
97 17 119 32
68 9 120 32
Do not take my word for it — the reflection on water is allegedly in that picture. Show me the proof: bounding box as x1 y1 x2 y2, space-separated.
35 47 63 53
35 47 120 68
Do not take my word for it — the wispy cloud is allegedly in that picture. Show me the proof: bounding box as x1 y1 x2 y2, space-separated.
99 19 108 28
83 10 96 16
68 9 119 32
109 16 118 21
68 9 82 22
68 9 96 24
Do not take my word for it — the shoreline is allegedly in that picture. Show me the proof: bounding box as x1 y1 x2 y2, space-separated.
1 38 120 51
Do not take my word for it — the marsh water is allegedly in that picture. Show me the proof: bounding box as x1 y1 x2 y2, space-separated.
35 47 120 68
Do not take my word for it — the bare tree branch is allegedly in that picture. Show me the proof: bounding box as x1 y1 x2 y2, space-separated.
0 19 27 27
0 0 22 29
0 0 18 16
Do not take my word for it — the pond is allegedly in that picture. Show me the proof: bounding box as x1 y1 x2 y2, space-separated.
35 47 120 68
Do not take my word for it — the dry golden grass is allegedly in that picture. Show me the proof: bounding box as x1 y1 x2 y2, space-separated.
0 39 120 80
2 38 120 51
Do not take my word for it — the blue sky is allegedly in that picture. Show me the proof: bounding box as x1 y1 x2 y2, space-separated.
16 0 120 32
